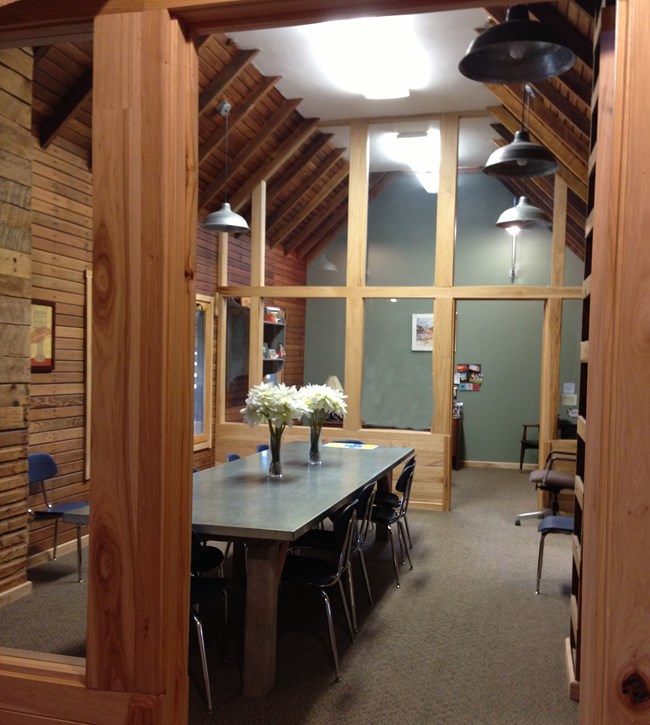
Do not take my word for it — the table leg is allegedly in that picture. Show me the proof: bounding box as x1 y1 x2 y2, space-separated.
242 541 288 697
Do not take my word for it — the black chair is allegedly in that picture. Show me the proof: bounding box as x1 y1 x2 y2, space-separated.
190 532 228 712
292 483 376 632
371 464 415 587
27 452 87 582
535 515 574 594
191 530 225 577
519 423 540 470
373 456 416 549
515 450 576 526
281 499 358 680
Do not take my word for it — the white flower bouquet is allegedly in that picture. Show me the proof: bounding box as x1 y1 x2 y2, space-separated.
299 384 348 464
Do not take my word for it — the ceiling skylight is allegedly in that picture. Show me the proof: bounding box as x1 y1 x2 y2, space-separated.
301 17 430 100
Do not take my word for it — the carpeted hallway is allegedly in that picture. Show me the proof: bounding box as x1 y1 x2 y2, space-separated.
0 467 579 724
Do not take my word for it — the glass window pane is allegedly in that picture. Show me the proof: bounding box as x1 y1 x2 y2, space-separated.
225 297 250 422
194 305 206 436
303 298 346 387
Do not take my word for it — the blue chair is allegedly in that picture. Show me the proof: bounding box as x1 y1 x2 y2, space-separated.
535 515 574 595
256 443 269 452
331 439 364 445
281 499 358 680
190 532 228 712
226 453 240 462
27 452 87 582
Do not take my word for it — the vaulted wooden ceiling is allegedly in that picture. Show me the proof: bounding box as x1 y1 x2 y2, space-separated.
28 2 594 263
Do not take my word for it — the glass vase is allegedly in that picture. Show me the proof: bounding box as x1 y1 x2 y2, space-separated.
309 424 322 465
268 422 283 478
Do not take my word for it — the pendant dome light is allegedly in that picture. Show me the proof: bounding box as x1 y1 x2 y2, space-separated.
458 4 576 84
484 84 558 178
202 100 249 234
496 195 551 233
484 129 558 177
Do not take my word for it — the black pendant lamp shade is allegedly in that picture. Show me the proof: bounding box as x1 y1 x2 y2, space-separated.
496 195 551 231
458 5 576 84
483 130 558 177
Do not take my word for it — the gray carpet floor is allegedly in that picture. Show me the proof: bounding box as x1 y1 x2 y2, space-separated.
0 467 579 724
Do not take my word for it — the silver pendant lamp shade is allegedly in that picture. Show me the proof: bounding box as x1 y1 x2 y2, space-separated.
483 130 558 177
458 5 576 84
203 203 249 234
496 195 551 231
201 100 249 234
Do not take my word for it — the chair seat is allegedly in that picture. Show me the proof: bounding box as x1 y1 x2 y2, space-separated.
371 505 400 526
374 491 400 508
538 515 574 535
31 501 87 518
529 470 575 492
282 552 338 587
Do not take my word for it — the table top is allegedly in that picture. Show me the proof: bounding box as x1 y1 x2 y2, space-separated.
63 442 414 542
191 441 413 543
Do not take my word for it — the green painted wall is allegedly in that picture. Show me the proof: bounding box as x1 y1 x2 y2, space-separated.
305 172 583 463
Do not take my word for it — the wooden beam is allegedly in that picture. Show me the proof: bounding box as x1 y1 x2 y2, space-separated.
267 132 333 204
278 165 349 252
531 78 591 139
528 3 594 67
267 148 344 232
198 74 279 163
198 47 259 116
39 68 92 150
283 183 349 256
89 9 196 722
229 118 319 211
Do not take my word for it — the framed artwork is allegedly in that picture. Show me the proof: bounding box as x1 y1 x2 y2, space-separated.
30 300 55 373
411 313 434 352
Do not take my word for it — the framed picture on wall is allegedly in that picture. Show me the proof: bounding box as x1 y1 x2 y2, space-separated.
30 300 55 373
411 313 434 352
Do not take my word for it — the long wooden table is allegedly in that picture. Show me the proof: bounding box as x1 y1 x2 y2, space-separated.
67 441 413 698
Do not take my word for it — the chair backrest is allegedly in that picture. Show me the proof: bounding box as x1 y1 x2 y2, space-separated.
256 444 269 452
396 466 415 517
331 439 364 445
355 483 376 546
27 452 57 509
395 457 416 493
226 453 241 462
28 452 57 485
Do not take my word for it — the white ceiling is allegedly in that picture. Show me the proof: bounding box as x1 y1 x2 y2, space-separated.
228 9 498 172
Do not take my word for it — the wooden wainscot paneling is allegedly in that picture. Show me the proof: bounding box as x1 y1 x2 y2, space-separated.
213 423 446 510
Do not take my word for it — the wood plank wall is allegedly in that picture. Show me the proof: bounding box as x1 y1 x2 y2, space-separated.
0 48 33 604
28 126 92 559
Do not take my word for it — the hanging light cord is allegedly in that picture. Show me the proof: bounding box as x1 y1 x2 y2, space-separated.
217 99 232 204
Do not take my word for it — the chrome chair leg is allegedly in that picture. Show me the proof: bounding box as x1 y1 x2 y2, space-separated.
191 608 213 712
52 518 60 559
403 513 413 549
337 578 355 642
397 520 413 571
346 565 359 633
356 549 373 605
536 531 547 595
386 524 401 588
319 590 340 681
75 524 83 582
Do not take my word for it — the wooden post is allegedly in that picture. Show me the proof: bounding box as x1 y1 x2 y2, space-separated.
90 11 197 723
433 114 458 510
249 181 265 385
344 121 368 430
